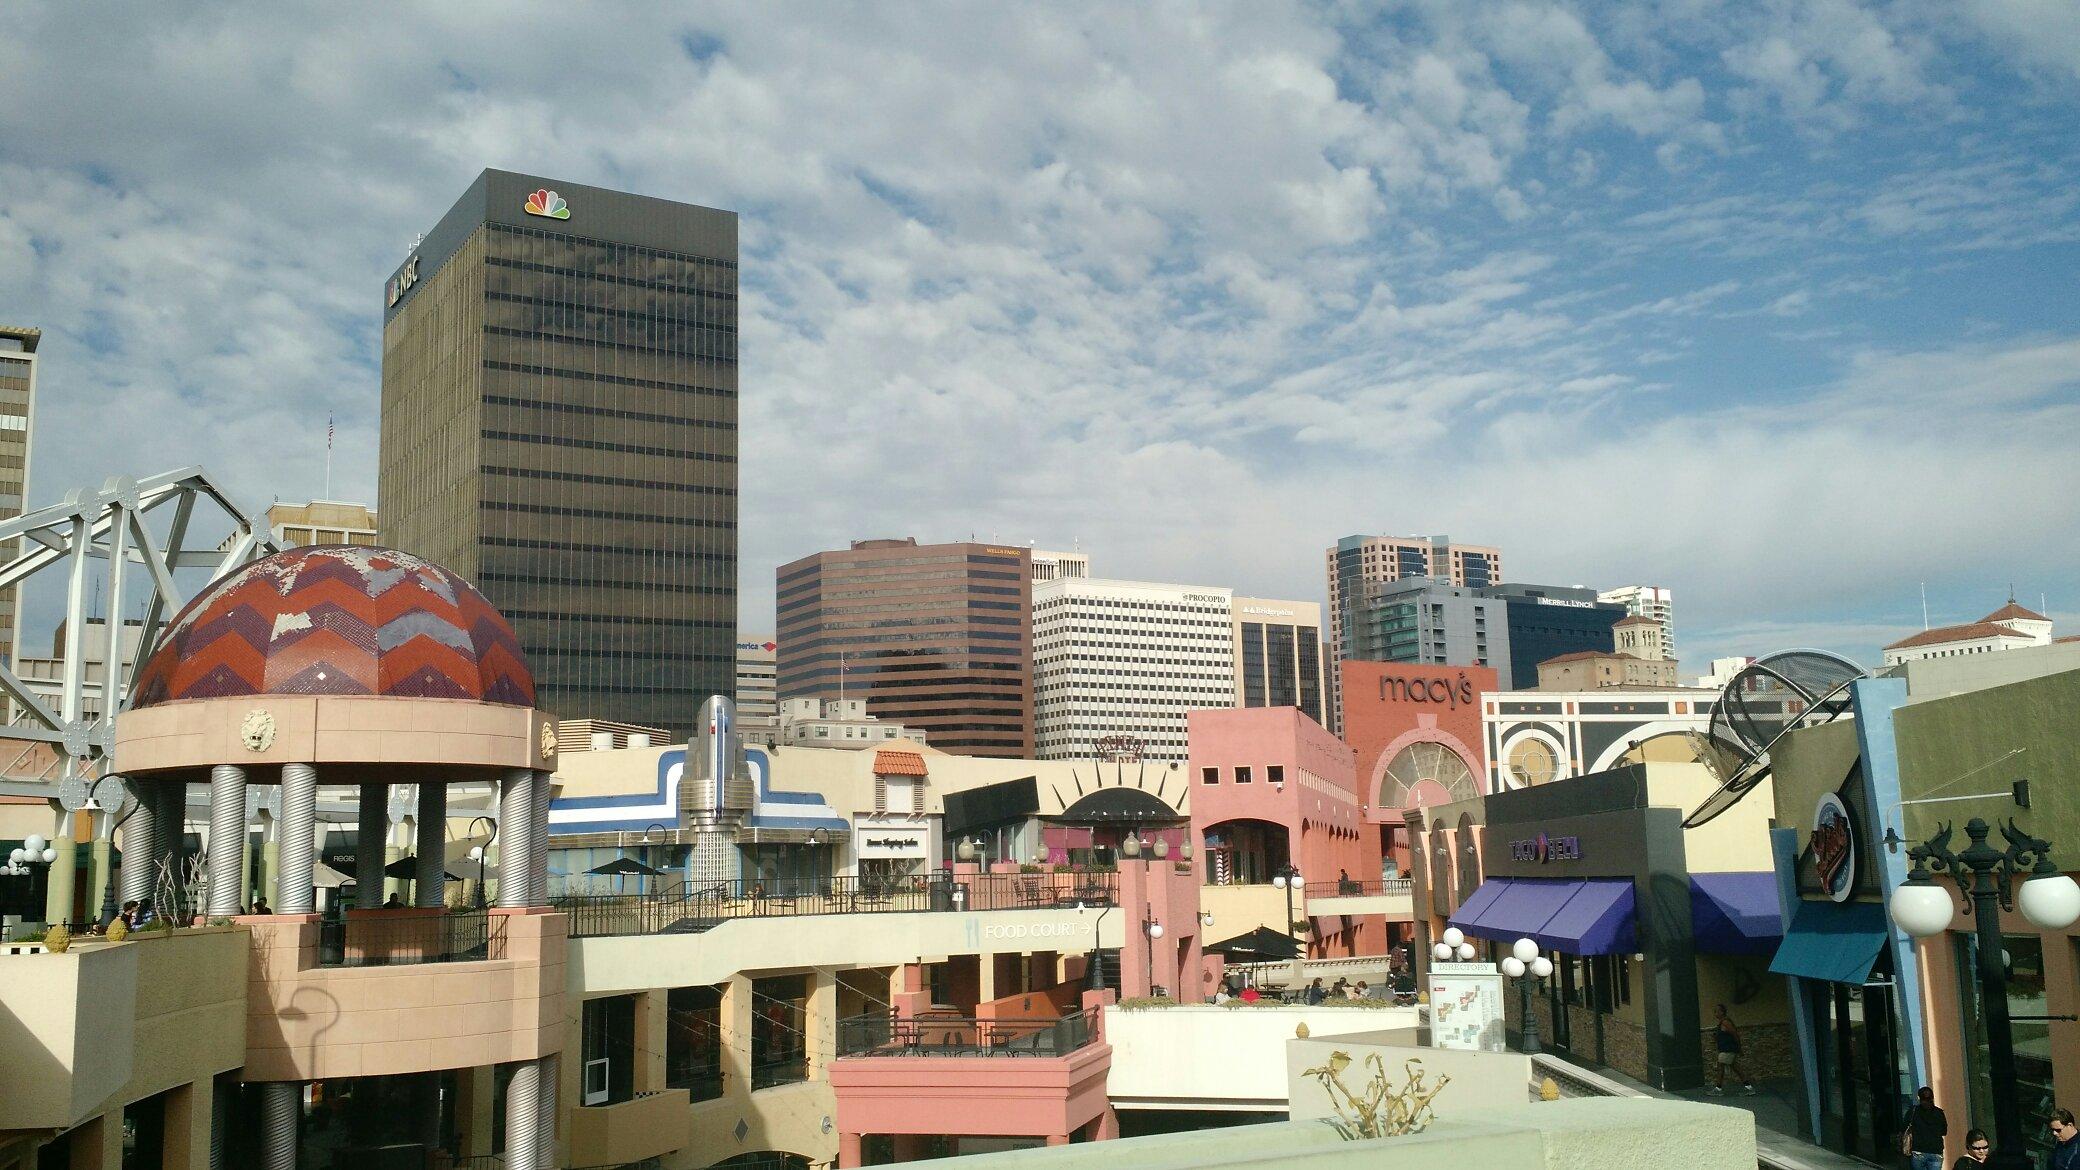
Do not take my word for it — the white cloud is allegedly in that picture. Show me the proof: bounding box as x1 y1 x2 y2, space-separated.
0 0 2073 674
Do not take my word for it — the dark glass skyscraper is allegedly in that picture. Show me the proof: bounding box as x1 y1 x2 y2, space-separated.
379 170 737 737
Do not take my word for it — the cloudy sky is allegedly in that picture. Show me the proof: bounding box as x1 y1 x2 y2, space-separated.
3 1 2076 672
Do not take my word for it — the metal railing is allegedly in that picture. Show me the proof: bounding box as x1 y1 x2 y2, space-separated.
836 1010 1095 1058
749 1054 807 1090
1304 878 1415 898
316 909 506 967
555 871 1120 939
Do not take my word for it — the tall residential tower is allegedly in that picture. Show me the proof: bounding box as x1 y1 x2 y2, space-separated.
1324 533 1500 730
378 171 738 737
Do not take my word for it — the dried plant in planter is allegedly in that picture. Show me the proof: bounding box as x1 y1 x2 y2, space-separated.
1302 1052 1451 1140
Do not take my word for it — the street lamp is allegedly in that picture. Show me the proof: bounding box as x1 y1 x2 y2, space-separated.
466 816 497 908
1430 926 1476 963
1499 937 1553 1055
1076 900 1115 991
1143 905 1166 996
1890 817 2080 1170
1272 864 1304 955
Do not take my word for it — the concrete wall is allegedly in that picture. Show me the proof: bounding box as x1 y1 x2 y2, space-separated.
888 1097 1756 1170
1102 1004 1420 1110
0 942 137 1131
243 909 563 1080
569 906 1125 995
1285 1030 1530 1123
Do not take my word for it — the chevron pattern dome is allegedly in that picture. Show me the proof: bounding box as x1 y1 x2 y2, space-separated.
131 546 533 709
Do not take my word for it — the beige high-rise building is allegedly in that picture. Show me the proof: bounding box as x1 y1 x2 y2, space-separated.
0 326 37 668
1323 533 1500 731
268 500 378 548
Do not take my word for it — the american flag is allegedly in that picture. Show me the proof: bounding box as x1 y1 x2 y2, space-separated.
327 414 334 449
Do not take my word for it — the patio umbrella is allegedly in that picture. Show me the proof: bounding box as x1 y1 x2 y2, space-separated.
587 857 666 876
1205 926 1301 962
384 855 462 881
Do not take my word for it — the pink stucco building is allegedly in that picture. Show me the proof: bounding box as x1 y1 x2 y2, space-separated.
1188 707 1398 957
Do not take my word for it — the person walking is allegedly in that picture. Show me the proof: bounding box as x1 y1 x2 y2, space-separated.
1950 1127 1990 1170
2048 1108 2080 1170
1709 1004 1756 1095
1902 1087 1947 1170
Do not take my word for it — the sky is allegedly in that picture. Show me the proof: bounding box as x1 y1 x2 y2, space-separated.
2 1 2077 674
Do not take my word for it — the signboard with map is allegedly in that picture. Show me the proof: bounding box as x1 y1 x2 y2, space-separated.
1427 961 1505 1052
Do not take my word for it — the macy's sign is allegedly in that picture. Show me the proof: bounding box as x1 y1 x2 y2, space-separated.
1377 672 1476 710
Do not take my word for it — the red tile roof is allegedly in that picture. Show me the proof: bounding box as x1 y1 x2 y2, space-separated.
1884 622 2036 651
1538 650 1617 666
1614 615 1659 627
873 748 929 777
1980 601 2048 624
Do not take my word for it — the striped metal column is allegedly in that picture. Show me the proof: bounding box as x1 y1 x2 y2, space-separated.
414 782 446 908
259 1081 299 1170
497 770 532 910
355 783 386 909
529 770 550 906
277 764 317 914
118 776 154 905
536 1052 559 1167
503 1059 539 1168
206 764 248 917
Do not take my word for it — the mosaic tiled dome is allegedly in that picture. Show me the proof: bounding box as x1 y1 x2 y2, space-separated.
131 546 534 709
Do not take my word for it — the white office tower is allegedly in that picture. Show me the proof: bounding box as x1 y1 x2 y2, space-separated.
1032 578 1237 763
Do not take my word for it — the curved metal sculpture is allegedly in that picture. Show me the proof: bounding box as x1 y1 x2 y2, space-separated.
1683 648 1865 828
0 467 278 780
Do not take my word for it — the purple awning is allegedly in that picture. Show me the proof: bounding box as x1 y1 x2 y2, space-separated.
1541 879 1636 955
1449 879 1507 925
1452 877 1636 955
1452 878 1579 944
1691 873 1784 956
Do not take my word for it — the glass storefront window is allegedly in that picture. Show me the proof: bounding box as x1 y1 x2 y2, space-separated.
1954 933 2056 1165
751 975 809 1089
666 985 724 1101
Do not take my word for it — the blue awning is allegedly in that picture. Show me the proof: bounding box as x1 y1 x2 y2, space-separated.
1768 899 1889 984
1692 873 1785 956
1449 879 1507 925
1451 878 1637 955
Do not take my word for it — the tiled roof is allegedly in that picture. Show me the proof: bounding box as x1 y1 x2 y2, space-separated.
1613 615 1659 627
1538 650 1616 666
131 546 533 708
1884 622 2035 652
1980 601 2049 624
873 749 929 777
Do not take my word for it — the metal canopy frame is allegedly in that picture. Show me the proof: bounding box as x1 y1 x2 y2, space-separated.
0 468 277 777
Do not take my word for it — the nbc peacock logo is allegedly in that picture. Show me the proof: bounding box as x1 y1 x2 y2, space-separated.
524 189 570 220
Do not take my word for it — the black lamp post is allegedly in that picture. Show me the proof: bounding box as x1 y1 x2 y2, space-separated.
1078 900 1115 991
1271 864 1303 955
1501 937 1552 1055
466 815 497 909
1890 817 2080 1170
1142 904 1165 997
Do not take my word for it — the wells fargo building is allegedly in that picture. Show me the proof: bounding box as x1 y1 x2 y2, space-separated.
379 170 738 737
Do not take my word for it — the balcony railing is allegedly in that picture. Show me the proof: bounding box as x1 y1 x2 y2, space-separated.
555 871 1119 939
836 1010 1095 1059
316 909 507 967
1303 878 1414 898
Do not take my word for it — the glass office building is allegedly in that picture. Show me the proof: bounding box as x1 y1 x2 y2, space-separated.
379 171 737 737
